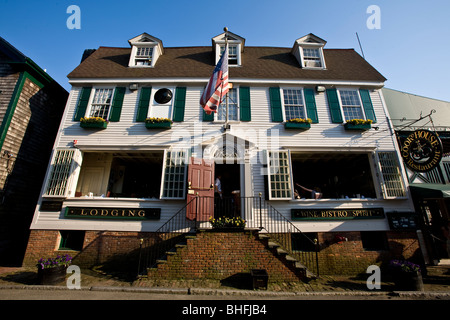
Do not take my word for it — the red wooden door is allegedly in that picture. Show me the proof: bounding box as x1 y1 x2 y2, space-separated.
186 157 214 221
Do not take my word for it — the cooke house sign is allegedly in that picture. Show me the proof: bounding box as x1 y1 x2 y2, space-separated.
65 207 161 220
292 208 385 220
401 129 443 172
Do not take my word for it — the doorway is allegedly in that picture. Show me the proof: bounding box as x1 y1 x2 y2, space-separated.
215 163 241 218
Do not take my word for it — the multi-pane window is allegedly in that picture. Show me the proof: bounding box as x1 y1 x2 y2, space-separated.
267 150 292 200
340 90 364 120
161 150 188 199
89 88 113 120
220 45 238 65
283 89 305 120
45 149 79 197
217 88 238 121
135 47 153 66
378 152 406 198
303 48 322 67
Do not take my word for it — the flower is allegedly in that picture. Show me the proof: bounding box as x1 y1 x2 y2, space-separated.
286 118 312 124
80 117 107 123
389 259 421 274
37 254 72 270
145 117 173 124
345 119 372 125
209 216 246 228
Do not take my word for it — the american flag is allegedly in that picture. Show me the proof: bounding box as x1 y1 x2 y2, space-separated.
200 44 229 114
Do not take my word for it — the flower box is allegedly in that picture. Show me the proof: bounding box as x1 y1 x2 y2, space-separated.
38 265 68 285
145 122 172 129
284 122 311 130
80 121 108 129
344 123 371 131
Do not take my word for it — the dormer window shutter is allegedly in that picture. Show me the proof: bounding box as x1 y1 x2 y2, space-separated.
359 89 377 123
326 88 343 123
202 109 214 121
74 87 92 121
109 87 126 122
304 88 319 123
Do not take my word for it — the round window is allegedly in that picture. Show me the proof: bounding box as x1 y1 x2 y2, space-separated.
154 88 173 104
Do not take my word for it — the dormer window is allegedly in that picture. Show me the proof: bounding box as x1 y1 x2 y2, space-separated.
128 33 164 68
292 33 327 70
212 30 245 66
134 47 153 66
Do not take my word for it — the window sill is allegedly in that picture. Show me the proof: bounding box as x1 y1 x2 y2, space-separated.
289 198 379 203
66 196 164 202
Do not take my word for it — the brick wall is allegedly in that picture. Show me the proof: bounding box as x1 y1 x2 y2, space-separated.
317 231 422 275
23 229 422 279
148 230 301 282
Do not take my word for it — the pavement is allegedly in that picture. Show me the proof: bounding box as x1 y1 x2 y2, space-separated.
0 264 449 300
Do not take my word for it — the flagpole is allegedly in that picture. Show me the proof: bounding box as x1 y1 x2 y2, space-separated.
224 27 229 130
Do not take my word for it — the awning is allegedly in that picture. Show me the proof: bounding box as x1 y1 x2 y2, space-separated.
410 183 450 199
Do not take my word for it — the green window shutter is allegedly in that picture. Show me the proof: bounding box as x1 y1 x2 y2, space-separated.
304 88 319 123
202 109 214 121
269 87 283 122
73 87 92 121
172 87 186 122
109 87 126 122
136 87 151 122
326 88 343 123
239 86 251 121
359 89 377 123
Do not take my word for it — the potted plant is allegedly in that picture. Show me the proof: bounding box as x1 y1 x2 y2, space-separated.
284 118 312 130
389 259 424 291
209 216 246 230
145 117 173 129
80 117 108 129
37 254 72 285
344 119 372 131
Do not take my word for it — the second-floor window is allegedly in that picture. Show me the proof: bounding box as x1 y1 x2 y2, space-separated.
220 45 238 65
89 88 114 120
283 89 305 120
217 88 238 121
135 47 153 66
339 90 364 120
302 48 322 68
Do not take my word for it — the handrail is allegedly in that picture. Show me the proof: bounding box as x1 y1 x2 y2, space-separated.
138 194 319 277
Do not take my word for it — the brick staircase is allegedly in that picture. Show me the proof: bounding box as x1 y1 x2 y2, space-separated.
146 229 315 282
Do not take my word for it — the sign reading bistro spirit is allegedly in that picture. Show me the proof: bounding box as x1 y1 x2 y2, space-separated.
292 208 385 220
401 129 443 172
65 207 161 220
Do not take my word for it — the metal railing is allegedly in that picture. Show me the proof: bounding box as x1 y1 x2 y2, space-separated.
137 194 319 277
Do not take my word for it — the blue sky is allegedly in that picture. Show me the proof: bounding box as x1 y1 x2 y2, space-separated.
1 0 449 102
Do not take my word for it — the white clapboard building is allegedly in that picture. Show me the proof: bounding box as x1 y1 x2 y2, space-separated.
24 31 423 278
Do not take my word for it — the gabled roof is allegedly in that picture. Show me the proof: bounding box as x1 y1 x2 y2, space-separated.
67 45 386 83
294 33 327 45
212 31 246 51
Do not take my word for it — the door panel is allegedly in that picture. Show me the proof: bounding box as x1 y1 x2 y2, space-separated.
186 158 215 221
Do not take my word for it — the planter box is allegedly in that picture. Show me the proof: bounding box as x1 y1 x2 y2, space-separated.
344 123 371 131
393 271 424 291
80 122 108 129
284 122 311 130
145 122 172 129
251 269 268 290
37 266 67 285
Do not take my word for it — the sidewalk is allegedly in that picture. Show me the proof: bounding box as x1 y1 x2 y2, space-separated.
0 265 449 299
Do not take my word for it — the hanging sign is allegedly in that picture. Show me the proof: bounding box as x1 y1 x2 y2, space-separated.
401 129 443 172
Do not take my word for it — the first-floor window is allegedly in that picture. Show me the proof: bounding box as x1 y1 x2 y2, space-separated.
89 88 113 119
45 149 81 197
283 89 305 120
217 88 238 121
161 150 188 199
339 89 364 120
266 150 292 200
377 152 406 198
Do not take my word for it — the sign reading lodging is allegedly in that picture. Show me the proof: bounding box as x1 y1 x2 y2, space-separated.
401 129 443 173
65 207 161 220
292 208 385 220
